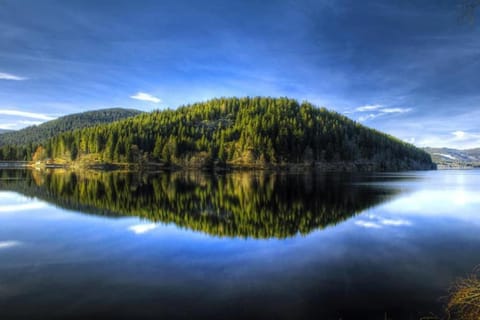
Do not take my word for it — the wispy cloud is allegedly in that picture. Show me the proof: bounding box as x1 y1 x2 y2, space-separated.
352 104 412 122
0 72 27 81
452 130 466 139
381 108 411 114
355 104 382 112
130 92 161 103
0 109 55 121
0 120 44 130
358 113 382 122
0 241 22 249
128 223 158 234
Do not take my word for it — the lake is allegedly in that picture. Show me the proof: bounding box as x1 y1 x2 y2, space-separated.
0 169 479 319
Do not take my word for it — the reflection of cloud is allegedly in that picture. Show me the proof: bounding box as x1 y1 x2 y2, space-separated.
128 223 158 234
0 241 22 249
380 218 411 226
384 190 480 218
0 202 48 213
355 216 412 229
355 220 382 228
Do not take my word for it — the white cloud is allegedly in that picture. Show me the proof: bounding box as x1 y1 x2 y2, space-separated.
416 131 480 149
381 108 412 114
0 241 22 249
0 109 55 121
128 223 158 234
130 92 161 103
355 104 382 112
0 72 27 81
452 130 466 139
358 113 382 122
353 104 412 122
0 120 44 130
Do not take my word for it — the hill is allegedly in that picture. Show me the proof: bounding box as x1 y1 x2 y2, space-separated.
0 129 13 134
0 108 142 147
0 97 434 171
424 147 480 169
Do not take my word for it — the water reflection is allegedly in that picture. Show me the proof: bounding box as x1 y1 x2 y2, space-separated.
0 169 401 238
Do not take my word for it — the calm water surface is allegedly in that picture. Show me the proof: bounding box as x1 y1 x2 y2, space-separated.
0 169 479 319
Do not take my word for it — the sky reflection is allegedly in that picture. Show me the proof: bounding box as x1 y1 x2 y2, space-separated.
0 170 479 319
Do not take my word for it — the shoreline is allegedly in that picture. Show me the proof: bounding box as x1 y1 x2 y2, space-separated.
0 160 436 172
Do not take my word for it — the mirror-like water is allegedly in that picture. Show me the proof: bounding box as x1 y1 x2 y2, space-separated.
0 169 479 319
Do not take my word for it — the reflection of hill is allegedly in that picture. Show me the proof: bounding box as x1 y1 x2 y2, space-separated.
0 169 400 239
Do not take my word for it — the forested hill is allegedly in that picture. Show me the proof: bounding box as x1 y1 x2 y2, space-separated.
0 129 12 134
0 97 434 171
0 108 141 147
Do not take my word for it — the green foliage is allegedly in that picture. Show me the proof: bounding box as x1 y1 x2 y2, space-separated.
0 97 434 170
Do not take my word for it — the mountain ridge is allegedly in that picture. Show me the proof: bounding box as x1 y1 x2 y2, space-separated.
424 147 480 169
0 108 142 147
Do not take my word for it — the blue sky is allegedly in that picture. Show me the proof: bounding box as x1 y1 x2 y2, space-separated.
0 0 479 148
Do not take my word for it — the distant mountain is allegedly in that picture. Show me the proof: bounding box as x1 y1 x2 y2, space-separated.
0 108 142 147
0 97 435 171
0 129 13 134
424 147 480 168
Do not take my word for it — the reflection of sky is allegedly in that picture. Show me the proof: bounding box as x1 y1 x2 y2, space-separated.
0 170 480 318
0 192 48 213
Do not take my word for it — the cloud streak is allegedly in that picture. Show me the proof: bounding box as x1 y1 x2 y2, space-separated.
0 72 27 81
355 214 412 229
353 104 412 122
0 120 44 130
355 104 382 112
0 109 55 121
130 92 161 103
0 241 22 249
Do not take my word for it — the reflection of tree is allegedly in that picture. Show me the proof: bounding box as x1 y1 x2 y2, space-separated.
0 169 399 239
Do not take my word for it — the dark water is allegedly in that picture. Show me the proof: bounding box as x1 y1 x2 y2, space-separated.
0 169 479 319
